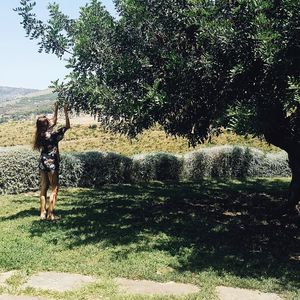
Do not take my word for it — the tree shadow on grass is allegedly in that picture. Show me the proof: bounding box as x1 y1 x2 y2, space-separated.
0 207 37 221
29 179 299 289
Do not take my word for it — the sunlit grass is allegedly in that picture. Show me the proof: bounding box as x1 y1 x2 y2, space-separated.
0 120 279 155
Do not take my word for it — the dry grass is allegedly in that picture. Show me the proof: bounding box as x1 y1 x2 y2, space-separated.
0 120 280 155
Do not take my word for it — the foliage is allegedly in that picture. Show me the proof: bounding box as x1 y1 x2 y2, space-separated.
14 0 300 150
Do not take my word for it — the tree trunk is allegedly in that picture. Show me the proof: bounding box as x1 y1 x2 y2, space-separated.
261 103 300 214
287 151 300 213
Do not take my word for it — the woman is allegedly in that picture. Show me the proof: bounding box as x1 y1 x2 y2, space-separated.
33 103 70 220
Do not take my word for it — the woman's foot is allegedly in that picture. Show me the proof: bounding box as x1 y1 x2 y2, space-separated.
40 211 47 220
47 212 60 221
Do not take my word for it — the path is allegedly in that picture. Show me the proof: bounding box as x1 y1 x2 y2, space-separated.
0 271 284 299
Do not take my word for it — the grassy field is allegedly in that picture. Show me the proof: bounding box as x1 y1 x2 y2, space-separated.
0 178 299 299
0 120 280 155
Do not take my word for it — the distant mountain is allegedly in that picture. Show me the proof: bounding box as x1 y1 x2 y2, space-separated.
0 86 39 101
0 86 56 123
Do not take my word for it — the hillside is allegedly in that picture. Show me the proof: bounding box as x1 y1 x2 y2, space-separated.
0 87 55 123
0 86 38 101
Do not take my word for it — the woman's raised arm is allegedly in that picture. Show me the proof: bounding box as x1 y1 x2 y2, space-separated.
50 102 59 127
64 104 70 129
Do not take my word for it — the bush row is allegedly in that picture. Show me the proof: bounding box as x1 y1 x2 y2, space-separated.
0 146 291 194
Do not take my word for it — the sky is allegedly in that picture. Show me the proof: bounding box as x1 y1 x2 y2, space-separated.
0 0 117 90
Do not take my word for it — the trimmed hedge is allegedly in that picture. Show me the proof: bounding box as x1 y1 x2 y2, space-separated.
75 151 132 187
0 148 39 194
0 145 291 194
132 153 182 182
183 146 291 180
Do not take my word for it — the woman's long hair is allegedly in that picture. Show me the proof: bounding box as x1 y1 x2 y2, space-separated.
33 116 49 151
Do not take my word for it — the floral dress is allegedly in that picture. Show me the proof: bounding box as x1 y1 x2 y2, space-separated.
39 127 68 172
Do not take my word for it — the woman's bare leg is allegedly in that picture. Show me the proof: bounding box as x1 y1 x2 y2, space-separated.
47 171 59 220
39 171 49 219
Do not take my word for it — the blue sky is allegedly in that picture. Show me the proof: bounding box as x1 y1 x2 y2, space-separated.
0 0 116 89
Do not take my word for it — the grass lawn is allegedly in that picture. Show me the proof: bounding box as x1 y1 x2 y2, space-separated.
0 178 299 299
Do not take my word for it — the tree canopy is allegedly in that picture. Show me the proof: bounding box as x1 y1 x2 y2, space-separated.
16 0 300 209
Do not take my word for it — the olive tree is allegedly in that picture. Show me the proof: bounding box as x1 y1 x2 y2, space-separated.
16 0 300 212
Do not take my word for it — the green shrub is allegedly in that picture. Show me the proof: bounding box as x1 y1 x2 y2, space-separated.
210 146 234 178
0 146 291 194
59 153 83 187
183 146 291 180
0 148 85 194
132 152 182 182
256 151 291 177
182 149 213 180
210 146 254 178
76 151 132 187
0 147 39 194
